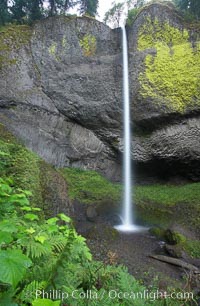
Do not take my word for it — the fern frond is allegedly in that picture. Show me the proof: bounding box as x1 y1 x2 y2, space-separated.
50 236 68 253
26 240 52 259
30 256 57 282
19 280 47 303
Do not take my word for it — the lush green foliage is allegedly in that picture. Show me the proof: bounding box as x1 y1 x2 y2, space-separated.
0 179 177 306
0 126 197 305
0 0 99 26
0 177 92 305
0 126 42 207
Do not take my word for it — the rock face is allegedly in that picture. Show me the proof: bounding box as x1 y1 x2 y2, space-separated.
128 3 200 181
0 3 200 181
0 17 122 180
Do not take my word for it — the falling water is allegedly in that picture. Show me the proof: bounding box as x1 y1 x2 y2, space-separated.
115 26 146 233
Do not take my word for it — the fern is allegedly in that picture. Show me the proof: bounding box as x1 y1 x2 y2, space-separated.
19 280 47 303
24 239 52 259
50 236 68 253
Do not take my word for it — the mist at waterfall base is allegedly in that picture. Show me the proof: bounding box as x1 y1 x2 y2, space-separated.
115 26 147 233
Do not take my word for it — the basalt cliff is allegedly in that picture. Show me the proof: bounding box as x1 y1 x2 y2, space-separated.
0 2 200 182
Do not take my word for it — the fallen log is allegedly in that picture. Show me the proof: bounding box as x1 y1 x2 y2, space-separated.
149 255 199 272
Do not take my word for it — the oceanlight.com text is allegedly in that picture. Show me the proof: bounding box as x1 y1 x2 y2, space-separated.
34 289 194 302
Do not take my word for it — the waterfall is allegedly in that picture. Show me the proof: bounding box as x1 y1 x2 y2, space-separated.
122 25 133 226
115 26 146 233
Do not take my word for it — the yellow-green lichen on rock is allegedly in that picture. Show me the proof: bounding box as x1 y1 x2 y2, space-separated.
79 34 96 57
62 36 67 48
138 17 200 112
48 42 57 56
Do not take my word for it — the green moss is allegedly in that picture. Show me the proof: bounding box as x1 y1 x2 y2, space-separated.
0 125 42 207
183 240 200 258
10 146 43 208
48 42 57 56
138 18 200 112
135 183 200 230
149 228 187 245
135 183 200 206
165 230 187 245
149 227 166 239
60 167 121 204
0 24 31 69
62 37 67 48
79 34 96 57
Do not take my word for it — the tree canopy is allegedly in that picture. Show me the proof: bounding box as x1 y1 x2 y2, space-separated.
0 0 99 25
103 0 146 28
173 0 200 21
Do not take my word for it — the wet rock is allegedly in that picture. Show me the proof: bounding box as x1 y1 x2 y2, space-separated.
164 244 184 259
84 224 119 240
86 206 98 222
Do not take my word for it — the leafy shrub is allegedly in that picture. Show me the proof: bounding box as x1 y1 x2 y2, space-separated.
0 178 92 305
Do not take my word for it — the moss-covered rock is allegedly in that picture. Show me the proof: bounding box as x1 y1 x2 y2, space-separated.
60 167 121 205
0 25 31 69
0 125 71 217
135 183 200 233
138 17 200 113
149 227 166 240
164 229 187 245
79 34 96 56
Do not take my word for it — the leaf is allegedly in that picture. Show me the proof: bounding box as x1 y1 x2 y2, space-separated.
22 190 32 196
34 236 47 244
32 299 60 306
24 214 39 221
20 206 32 211
9 194 29 206
46 217 59 225
0 288 18 306
0 183 12 194
32 207 41 212
26 227 36 234
0 232 13 244
0 220 17 233
25 240 51 258
0 249 32 288
58 213 71 223
47 225 58 233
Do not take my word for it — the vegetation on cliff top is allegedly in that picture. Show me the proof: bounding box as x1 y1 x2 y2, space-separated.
0 0 99 26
